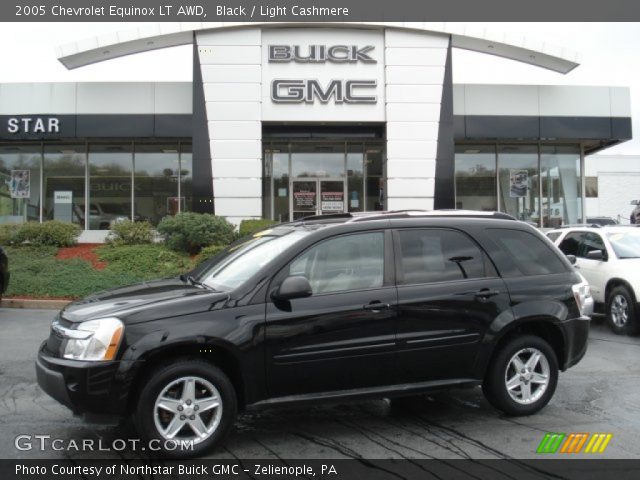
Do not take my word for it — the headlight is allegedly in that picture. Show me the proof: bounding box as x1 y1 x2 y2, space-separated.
63 317 124 361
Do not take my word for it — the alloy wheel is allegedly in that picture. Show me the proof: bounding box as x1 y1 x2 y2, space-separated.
610 294 629 327
153 376 223 444
504 348 550 405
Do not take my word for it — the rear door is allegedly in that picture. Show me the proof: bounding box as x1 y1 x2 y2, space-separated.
393 228 512 383
264 230 398 398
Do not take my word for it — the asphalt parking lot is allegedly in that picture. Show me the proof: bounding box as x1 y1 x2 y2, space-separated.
1 308 639 460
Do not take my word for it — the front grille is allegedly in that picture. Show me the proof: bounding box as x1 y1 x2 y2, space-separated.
45 314 73 357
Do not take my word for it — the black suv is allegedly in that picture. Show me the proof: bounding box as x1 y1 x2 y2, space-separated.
36 211 592 457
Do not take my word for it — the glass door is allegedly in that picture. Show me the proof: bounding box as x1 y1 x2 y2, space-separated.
291 179 317 221
290 178 346 220
319 180 346 215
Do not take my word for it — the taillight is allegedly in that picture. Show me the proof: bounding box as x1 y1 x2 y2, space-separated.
572 278 594 317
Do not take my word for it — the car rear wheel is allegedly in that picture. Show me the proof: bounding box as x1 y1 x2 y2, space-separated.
483 335 558 416
607 286 639 335
135 359 237 458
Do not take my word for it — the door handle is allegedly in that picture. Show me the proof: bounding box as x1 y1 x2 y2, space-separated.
474 289 500 299
363 302 391 311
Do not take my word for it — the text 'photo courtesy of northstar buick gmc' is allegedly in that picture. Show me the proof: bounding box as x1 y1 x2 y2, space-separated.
36 211 593 457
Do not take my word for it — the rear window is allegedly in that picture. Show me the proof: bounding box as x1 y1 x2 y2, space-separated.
546 231 562 242
487 228 567 277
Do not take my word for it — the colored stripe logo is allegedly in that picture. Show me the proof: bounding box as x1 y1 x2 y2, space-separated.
536 433 612 454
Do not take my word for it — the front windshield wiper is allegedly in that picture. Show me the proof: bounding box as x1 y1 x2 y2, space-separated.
181 273 218 291
618 256 640 259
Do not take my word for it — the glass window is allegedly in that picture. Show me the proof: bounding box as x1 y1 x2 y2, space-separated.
607 231 640 259
365 146 384 211
200 230 311 291
291 143 344 178
585 177 598 198
558 232 583 256
498 145 539 224
88 144 132 230
180 143 193 213
455 145 497 211
134 144 179 226
398 229 486 285
546 231 562 243
578 232 606 258
289 232 385 294
0 145 41 224
263 143 290 222
43 145 85 226
347 143 364 213
487 228 567 277
541 146 582 228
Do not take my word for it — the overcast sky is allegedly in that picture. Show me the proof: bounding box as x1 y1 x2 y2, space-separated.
0 22 638 155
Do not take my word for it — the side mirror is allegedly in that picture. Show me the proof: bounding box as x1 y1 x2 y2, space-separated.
273 276 312 301
566 254 577 265
631 200 639 205
586 250 604 261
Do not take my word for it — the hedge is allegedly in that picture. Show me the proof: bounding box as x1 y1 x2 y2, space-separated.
157 213 236 254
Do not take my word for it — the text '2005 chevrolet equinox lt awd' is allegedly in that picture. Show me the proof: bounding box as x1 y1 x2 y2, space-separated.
36 211 593 457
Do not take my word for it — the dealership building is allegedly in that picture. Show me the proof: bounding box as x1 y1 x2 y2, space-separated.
0 23 632 234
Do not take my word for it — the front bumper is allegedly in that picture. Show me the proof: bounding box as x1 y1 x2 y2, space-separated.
36 342 131 417
558 315 591 370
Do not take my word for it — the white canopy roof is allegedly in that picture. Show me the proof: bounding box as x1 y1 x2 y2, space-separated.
56 22 580 74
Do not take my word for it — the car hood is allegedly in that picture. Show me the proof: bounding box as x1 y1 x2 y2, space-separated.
60 277 227 324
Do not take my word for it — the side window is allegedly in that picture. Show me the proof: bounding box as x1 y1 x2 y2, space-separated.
578 232 606 258
558 232 584 256
288 232 384 294
487 228 567 277
397 229 486 285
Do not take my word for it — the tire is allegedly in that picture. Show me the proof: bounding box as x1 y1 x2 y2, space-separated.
134 358 237 458
606 286 639 335
482 335 558 416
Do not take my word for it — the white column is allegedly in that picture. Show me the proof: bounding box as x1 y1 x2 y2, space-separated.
384 29 449 211
196 28 262 226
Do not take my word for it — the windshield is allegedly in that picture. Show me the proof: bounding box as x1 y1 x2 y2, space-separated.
607 231 640 259
198 230 311 291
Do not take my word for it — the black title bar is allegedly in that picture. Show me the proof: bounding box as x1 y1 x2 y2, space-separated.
3 0 640 22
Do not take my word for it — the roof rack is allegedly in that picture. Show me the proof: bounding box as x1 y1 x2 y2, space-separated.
294 210 516 224
557 223 602 229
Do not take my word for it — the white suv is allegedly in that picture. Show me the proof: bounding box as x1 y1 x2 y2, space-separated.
547 226 640 335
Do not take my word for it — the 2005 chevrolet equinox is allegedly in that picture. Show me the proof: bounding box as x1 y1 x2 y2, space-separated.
36 211 593 457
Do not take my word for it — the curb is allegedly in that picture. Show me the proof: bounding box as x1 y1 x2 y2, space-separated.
1 298 71 310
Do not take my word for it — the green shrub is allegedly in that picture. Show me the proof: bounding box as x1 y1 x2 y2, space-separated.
107 220 154 245
157 213 235 254
0 224 21 245
14 221 80 247
4 246 140 299
194 244 227 264
96 244 191 279
238 219 277 238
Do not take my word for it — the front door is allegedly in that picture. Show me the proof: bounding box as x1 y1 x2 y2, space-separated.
291 178 346 221
264 230 397 398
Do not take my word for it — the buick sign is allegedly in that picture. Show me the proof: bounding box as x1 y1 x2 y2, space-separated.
268 45 376 64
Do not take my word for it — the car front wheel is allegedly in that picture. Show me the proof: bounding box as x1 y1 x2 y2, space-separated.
135 359 237 458
483 335 558 416
607 286 639 335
